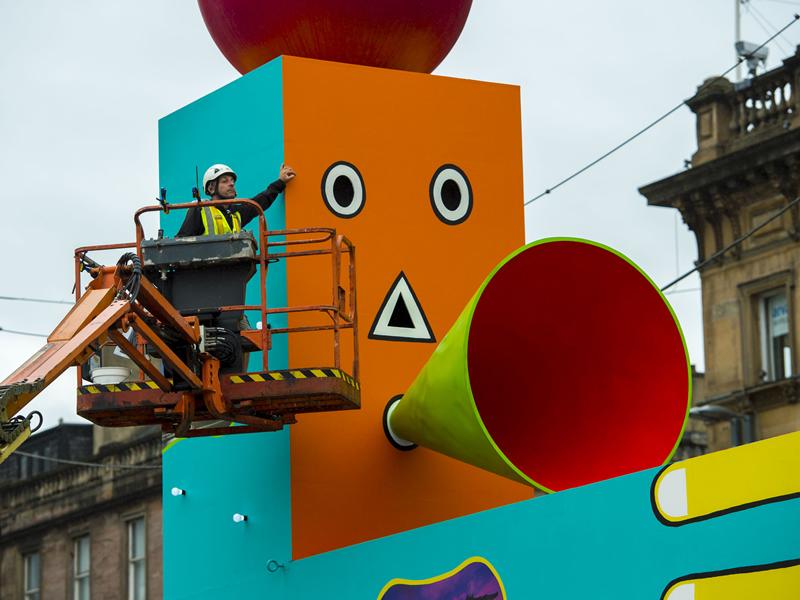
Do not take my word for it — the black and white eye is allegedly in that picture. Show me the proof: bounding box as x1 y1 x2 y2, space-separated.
321 161 365 218
429 164 473 225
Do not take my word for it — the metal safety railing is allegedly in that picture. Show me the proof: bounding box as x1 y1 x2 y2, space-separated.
70 199 357 386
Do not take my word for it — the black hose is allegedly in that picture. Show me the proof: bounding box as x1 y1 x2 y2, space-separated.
28 411 43 433
1 410 41 434
1 414 27 433
204 327 239 366
116 252 142 302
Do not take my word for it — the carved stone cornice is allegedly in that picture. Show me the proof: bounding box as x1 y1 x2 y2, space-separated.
706 375 800 411
0 434 161 542
710 184 743 259
765 158 800 240
640 127 800 207
641 128 800 268
783 378 800 405
674 195 707 262
695 189 725 259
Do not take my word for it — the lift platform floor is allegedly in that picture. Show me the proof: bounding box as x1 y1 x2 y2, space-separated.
77 368 360 432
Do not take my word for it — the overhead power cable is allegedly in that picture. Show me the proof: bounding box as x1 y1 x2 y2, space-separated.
661 196 800 292
0 326 47 338
747 2 792 55
524 14 800 207
13 449 161 471
664 287 701 296
0 295 72 305
760 0 800 7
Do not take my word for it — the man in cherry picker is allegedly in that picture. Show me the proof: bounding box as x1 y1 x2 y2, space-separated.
170 162 297 374
177 163 296 236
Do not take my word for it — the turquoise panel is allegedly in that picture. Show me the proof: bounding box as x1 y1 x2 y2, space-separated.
161 432 291 599
158 57 291 600
281 464 799 598
158 454 799 598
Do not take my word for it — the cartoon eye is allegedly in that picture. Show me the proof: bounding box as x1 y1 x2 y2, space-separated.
321 161 365 218
429 164 473 225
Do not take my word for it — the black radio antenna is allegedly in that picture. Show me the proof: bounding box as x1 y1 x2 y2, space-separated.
192 165 201 201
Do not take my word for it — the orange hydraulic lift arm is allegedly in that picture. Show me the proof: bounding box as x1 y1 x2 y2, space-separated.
0 286 126 464
0 258 200 465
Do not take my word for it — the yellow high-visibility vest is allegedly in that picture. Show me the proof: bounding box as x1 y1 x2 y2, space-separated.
201 206 242 235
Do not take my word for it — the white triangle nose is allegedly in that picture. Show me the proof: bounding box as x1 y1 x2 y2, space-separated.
369 272 435 343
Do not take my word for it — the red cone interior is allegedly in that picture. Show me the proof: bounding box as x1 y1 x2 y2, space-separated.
467 241 689 491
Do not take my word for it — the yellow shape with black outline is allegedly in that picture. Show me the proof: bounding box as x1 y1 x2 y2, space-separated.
662 560 800 600
652 431 800 524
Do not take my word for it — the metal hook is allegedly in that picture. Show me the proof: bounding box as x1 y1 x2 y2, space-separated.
266 559 285 573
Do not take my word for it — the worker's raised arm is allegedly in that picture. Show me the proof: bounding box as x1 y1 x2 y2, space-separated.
237 164 296 226
251 179 285 211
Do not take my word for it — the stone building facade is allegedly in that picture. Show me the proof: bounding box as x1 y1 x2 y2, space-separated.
0 424 93 485
0 425 162 600
641 47 800 452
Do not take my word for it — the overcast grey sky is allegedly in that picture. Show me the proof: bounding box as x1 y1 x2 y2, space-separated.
3 0 800 428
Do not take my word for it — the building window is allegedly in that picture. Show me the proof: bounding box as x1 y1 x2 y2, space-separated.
758 290 792 382
20 452 42 479
127 518 146 600
23 552 41 600
73 535 90 600
738 271 795 386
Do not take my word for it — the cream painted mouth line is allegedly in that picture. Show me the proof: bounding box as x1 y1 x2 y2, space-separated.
650 431 800 525
660 558 800 600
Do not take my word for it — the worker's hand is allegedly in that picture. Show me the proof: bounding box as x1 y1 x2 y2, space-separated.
280 164 296 183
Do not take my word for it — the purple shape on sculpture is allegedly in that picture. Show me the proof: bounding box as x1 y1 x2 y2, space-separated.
381 561 503 600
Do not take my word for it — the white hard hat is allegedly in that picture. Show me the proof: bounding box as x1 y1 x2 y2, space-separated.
203 164 237 194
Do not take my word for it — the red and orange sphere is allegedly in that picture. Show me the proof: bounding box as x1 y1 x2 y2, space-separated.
198 0 474 74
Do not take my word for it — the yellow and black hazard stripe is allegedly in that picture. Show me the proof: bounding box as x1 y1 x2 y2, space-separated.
79 381 162 395
79 370 360 395
229 368 360 390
